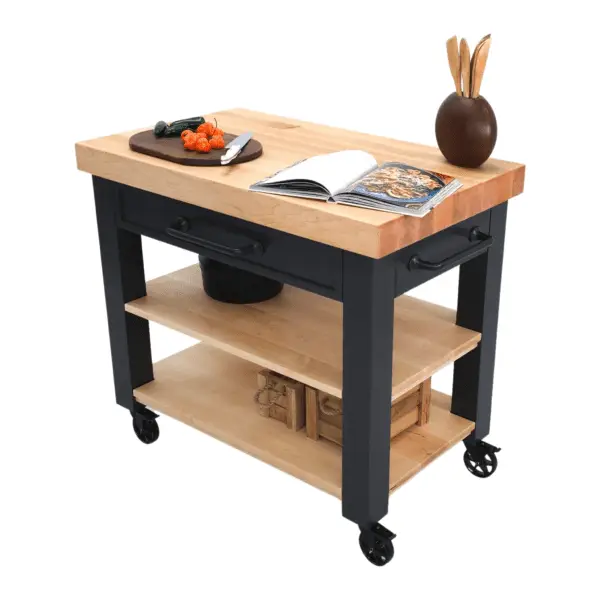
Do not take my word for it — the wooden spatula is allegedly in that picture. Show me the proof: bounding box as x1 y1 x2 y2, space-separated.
471 36 491 98
470 34 490 92
446 36 462 95
460 38 471 98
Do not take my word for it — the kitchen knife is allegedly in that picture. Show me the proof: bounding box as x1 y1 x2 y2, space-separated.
222 132 253 165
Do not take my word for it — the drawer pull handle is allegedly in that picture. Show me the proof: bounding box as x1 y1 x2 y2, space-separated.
408 227 493 271
166 217 263 257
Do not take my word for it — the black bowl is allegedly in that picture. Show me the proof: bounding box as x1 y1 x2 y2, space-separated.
199 257 283 304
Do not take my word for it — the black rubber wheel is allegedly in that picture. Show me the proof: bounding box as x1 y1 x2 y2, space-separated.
133 417 160 444
464 448 498 478
359 531 395 566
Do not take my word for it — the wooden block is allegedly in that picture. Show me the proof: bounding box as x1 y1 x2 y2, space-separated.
285 380 305 431
390 391 420 438
319 421 342 445
391 392 419 420
77 109 525 258
305 387 319 441
255 370 305 431
418 377 432 426
256 371 271 418
390 407 420 438
306 378 432 446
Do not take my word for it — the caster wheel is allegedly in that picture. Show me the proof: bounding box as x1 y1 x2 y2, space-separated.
464 447 498 478
359 530 395 566
133 417 159 444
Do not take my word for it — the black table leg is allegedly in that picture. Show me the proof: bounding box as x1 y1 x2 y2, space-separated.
452 203 508 443
93 177 153 410
342 252 395 530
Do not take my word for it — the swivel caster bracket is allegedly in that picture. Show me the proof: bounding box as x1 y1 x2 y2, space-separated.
463 439 500 478
131 401 159 422
358 523 396 567
131 401 160 445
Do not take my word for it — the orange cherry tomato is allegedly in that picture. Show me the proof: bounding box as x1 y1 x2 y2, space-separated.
195 137 211 153
209 135 225 149
201 122 216 136
183 133 198 150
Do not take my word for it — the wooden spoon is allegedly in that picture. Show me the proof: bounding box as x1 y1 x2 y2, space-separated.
460 38 471 98
446 36 462 95
469 34 491 93
471 36 491 98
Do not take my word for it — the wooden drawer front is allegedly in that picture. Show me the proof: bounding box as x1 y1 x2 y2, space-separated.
394 209 493 296
118 184 343 300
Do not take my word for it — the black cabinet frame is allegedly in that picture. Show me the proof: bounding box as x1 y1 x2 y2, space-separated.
93 176 507 530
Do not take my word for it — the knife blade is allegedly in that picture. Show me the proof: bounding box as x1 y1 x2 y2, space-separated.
222 132 253 165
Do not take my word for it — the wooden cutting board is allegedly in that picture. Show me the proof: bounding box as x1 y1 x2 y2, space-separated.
129 131 263 166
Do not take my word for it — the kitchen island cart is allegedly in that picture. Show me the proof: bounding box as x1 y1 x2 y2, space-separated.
76 109 525 566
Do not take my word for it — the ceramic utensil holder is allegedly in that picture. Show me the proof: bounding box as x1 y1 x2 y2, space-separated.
435 93 497 168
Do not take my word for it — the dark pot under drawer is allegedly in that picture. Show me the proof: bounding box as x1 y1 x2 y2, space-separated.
199 256 284 304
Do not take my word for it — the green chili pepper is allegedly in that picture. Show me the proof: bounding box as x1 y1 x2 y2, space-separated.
154 116 206 137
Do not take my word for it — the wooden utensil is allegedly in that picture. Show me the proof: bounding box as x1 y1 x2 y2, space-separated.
460 38 471 98
446 36 462 95
471 36 491 98
469 34 490 93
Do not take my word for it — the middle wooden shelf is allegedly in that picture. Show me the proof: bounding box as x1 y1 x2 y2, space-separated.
126 265 481 400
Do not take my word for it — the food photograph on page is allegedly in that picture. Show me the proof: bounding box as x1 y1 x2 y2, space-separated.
347 164 456 210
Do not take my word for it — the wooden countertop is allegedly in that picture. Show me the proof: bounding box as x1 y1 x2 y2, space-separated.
76 108 525 258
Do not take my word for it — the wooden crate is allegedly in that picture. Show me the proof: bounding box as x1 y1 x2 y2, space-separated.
305 378 432 445
255 370 306 431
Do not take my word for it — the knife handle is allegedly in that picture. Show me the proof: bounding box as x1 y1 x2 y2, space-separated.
221 146 241 165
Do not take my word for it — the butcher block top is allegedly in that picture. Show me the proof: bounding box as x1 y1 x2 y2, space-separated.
75 108 525 258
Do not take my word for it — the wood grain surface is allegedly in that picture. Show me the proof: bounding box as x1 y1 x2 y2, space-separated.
471 37 492 98
125 265 481 400
446 36 462 95
76 108 525 258
129 131 263 166
134 342 475 498
460 38 471 98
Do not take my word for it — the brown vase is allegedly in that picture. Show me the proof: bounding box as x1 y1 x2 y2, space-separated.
435 93 497 168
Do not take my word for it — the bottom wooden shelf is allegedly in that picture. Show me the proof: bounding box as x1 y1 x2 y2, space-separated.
134 343 474 498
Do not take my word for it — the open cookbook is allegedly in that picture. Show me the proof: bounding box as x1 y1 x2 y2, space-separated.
250 150 462 217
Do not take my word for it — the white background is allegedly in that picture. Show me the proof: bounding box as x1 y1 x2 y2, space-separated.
2 1 599 597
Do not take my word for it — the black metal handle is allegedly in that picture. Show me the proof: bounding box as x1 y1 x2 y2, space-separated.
166 217 263 257
408 227 493 271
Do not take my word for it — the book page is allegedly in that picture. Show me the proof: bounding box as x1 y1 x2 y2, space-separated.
256 150 377 195
344 162 457 208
